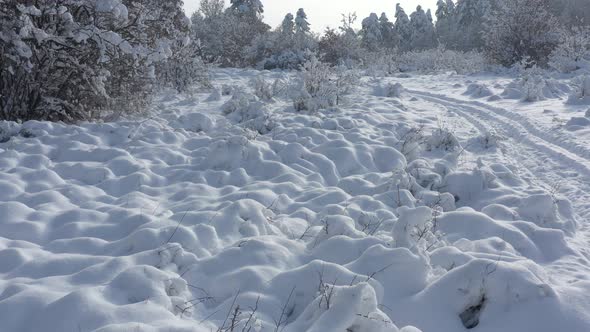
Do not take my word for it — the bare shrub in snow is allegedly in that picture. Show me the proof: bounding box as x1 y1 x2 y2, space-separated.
250 76 275 101
478 130 502 150
397 124 427 160
393 206 445 252
427 124 461 152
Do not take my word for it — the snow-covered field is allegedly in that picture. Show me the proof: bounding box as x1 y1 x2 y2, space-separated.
1 69 590 332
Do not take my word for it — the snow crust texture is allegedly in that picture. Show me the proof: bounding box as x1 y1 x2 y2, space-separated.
1 69 590 332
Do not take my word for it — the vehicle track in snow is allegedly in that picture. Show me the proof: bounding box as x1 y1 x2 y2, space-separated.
408 89 590 285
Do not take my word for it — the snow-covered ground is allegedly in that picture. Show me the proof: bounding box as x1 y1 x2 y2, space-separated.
1 69 590 332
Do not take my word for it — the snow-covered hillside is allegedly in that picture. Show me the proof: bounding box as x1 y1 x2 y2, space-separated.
1 69 590 332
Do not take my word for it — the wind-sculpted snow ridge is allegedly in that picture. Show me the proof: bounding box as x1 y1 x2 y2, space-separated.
0 69 589 332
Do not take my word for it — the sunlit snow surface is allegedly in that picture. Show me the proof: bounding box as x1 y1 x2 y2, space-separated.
1 69 590 331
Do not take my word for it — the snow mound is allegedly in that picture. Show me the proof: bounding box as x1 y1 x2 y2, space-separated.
501 76 568 102
463 83 494 98
374 82 405 98
0 68 587 332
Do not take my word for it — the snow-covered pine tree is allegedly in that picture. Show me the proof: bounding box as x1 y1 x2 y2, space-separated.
436 0 458 48
436 0 448 19
394 4 412 52
446 0 456 14
318 28 343 65
281 13 295 36
454 0 493 50
295 8 311 35
410 6 437 50
229 0 264 18
361 13 383 52
294 8 315 51
245 8 315 69
483 0 560 66
427 9 437 47
379 13 398 49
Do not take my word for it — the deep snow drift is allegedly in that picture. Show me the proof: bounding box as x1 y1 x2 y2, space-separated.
1 69 590 332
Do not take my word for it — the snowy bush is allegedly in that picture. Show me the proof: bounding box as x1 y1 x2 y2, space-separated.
427 126 461 152
567 75 590 105
549 26 590 73
520 75 546 102
292 58 335 112
502 63 569 102
0 0 199 122
157 44 211 94
463 83 494 98
483 0 560 67
503 64 548 102
221 92 275 134
250 76 274 101
250 75 286 102
291 58 359 112
477 130 502 149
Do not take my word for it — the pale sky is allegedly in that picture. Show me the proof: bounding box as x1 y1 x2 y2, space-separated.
184 0 438 32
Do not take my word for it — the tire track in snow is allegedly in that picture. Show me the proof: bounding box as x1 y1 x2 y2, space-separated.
408 89 590 165
407 89 590 284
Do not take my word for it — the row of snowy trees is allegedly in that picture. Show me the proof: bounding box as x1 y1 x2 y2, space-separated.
0 0 209 122
190 0 590 70
191 0 317 69
189 0 489 67
2 0 589 122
